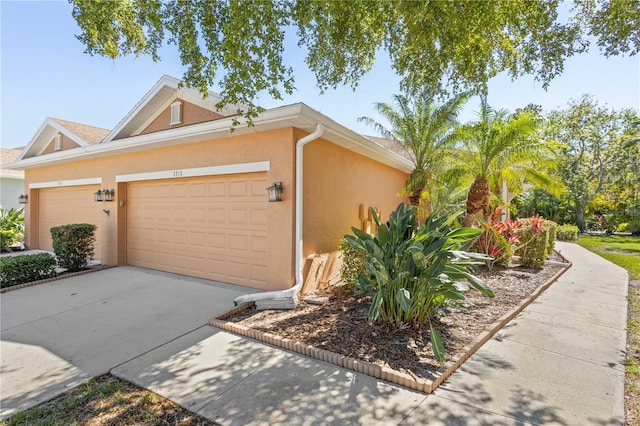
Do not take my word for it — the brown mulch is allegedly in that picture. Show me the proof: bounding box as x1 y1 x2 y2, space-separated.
226 261 565 381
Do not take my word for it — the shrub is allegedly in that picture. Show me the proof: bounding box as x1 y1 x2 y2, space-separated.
345 203 493 363
556 224 579 241
51 223 97 272
545 220 558 255
470 222 513 269
0 208 24 250
625 219 640 236
338 238 367 286
0 253 57 287
516 216 549 268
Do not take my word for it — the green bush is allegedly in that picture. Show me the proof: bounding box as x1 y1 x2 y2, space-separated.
545 220 558 255
51 223 97 272
338 238 367 286
556 224 579 241
0 208 24 250
625 219 640 236
345 203 493 363
516 216 549 268
0 253 57 287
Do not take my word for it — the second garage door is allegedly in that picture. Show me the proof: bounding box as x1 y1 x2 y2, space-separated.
126 172 269 287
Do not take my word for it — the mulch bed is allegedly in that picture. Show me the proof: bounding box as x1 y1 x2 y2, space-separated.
222 260 566 382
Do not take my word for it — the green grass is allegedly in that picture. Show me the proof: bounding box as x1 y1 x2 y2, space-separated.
0 375 214 426
575 235 640 279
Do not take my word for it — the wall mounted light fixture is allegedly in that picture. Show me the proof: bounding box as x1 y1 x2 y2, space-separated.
18 194 28 204
266 182 283 202
94 189 115 202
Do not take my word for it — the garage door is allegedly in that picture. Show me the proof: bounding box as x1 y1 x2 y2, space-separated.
126 172 269 287
38 185 102 260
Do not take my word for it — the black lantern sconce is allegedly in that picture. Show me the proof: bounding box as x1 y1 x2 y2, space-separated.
94 189 115 202
18 194 28 204
266 182 283 202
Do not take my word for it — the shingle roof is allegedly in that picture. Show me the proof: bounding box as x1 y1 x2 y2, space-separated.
1 148 25 178
51 118 110 145
364 135 415 163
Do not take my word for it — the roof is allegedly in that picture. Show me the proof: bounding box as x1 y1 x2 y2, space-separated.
51 118 110 145
6 76 414 174
1 148 25 178
364 135 415 163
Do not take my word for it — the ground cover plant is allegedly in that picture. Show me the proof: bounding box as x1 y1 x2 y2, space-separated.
574 234 640 425
0 374 215 426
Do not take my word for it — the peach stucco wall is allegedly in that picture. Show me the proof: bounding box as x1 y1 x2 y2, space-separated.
139 99 225 136
41 134 79 154
301 133 409 256
24 128 296 291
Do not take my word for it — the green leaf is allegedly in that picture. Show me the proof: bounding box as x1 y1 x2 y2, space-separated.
369 291 383 323
398 288 411 312
377 223 390 246
430 326 446 364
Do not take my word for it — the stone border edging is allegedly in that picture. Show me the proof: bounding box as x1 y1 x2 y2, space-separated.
209 258 572 393
0 265 115 293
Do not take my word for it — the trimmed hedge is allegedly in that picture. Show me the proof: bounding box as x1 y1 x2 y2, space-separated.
0 253 57 287
546 220 558 255
556 224 579 241
51 223 96 272
517 217 549 268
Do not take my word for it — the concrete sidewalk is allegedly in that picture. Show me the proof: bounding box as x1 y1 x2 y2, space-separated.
113 241 629 425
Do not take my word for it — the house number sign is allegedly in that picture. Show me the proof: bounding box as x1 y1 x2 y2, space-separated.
172 170 183 177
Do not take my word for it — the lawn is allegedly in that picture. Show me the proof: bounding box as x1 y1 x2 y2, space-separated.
0 375 215 426
575 235 640 279
574 234 640 425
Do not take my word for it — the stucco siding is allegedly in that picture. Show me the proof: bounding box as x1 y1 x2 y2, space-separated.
41 134 80 154
139 99 225 136
302 135 409 256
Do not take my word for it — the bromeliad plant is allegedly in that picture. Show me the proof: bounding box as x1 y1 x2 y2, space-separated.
344 203 494 363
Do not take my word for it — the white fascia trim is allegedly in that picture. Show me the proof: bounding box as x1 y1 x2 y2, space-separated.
0 173 24 179
29 177 102 189
103 75 181 143
8 103 412 173
116 161 270 182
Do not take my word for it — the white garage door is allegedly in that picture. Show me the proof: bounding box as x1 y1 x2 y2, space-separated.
38 185 102 260
126 172 269 287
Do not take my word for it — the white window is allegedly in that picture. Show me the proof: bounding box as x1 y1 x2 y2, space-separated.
170 101 183 125
54 134 62 151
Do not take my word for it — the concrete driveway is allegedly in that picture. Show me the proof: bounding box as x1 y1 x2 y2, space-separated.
0 266 255 419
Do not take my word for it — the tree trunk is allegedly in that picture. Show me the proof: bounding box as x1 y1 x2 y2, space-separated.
575 205 585 232
464 177 490 227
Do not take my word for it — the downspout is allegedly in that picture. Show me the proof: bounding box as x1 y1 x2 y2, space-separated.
233 123 325 308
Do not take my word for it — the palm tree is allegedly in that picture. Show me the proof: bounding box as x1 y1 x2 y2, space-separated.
359 91 469 213
458 100 558 226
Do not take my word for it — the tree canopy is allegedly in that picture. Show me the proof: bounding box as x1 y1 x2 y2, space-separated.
71 0 639 118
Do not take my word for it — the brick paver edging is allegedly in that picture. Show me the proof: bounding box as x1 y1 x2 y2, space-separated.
0 265 115 293
209 259 572 393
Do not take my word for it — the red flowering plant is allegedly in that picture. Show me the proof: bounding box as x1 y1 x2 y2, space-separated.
470 206 521 269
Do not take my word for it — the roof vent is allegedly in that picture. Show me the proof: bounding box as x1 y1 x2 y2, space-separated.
170 101 183 125
54 134 62 151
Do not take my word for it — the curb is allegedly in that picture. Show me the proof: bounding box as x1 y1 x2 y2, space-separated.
209 258 572 394
0 265 115 293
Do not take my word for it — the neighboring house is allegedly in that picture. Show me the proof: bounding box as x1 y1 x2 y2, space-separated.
0 147 26 210
5 75 412 297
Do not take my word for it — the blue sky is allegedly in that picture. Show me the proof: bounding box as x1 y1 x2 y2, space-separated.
1 0 638 150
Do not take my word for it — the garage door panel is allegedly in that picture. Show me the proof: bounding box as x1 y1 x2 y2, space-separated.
38 186 102 260
127 172 269 287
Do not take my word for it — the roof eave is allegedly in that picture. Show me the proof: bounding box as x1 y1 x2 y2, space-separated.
7 103 414 174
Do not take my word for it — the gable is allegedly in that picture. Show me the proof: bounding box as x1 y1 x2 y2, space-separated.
138 99 225 136
41 134 81 154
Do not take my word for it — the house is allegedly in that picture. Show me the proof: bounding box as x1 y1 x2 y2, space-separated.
1 148 26 210
5 75 412 306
